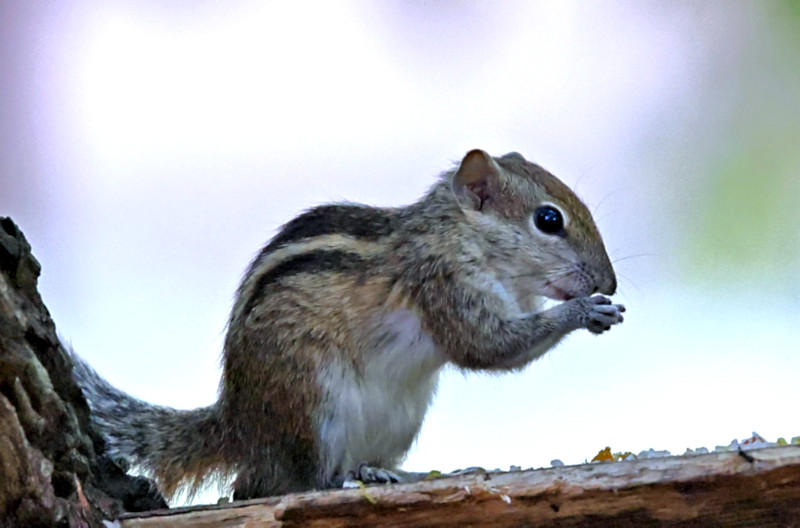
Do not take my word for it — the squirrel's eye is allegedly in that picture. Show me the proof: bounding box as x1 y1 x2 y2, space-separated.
534 205 565 235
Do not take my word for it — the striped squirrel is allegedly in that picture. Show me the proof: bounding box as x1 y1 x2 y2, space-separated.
71 149 624 501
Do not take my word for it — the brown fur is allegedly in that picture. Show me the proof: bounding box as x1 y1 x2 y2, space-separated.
71 149 623 501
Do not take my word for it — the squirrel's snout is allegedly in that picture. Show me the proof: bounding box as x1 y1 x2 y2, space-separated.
598 274 617 296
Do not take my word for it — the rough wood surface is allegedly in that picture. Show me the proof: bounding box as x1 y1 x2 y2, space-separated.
121 446 800 527
0 217 166 527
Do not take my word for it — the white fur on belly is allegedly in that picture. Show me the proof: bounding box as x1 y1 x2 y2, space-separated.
316 309 446 483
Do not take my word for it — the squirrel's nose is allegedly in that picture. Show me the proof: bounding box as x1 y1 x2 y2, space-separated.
599 274 617 296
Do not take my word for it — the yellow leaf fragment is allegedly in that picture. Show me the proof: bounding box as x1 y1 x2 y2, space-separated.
357 481 378 505
592 447 614 462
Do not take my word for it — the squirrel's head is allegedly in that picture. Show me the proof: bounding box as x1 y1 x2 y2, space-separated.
451 149 616 301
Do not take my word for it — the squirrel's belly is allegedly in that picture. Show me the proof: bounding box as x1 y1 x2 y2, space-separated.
315 309 446 483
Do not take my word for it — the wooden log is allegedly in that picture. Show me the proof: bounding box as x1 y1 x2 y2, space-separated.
121 445 800 527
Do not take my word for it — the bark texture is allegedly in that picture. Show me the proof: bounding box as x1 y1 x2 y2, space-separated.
0 217 167 527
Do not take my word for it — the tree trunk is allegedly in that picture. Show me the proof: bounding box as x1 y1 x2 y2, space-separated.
0 217 167 528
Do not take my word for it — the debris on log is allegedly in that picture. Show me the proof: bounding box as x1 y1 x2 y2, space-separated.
120 446 800 527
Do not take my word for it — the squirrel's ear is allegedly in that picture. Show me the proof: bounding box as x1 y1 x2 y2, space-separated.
452 149 501 211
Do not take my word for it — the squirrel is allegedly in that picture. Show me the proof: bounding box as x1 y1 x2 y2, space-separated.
70 149 625 501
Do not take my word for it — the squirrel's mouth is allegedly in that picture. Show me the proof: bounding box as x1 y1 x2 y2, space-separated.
542 283 575 301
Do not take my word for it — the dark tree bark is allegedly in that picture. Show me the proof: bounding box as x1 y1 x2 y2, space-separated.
0 217 167 528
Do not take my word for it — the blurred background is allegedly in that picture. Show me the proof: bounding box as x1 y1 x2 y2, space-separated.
2 0 799 503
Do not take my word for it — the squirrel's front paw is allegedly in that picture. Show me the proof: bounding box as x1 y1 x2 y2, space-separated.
578 295 625 335
342 463 402 488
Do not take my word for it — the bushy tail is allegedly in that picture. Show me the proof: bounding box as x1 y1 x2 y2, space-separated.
68 348 230 499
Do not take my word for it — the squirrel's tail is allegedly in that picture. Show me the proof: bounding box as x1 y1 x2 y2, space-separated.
68 347 230 499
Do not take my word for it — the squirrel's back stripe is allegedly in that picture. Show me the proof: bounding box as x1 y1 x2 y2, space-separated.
258 249 370 286
240 249 376 320
232 205 396 324
248 205 396 273
271 205 396 246
234 236 386 323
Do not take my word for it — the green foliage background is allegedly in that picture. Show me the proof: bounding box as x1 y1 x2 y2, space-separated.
688 2 800 288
